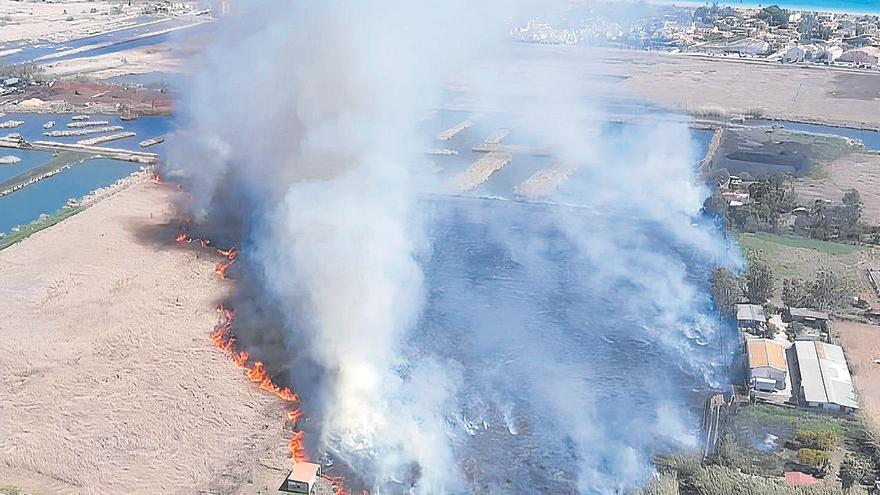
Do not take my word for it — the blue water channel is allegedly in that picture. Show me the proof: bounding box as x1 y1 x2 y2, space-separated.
0 112 172 235
750 118 880 151
0 17 210 65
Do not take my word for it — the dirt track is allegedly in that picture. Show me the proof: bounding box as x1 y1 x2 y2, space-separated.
0 182 289 494
837 321 880 430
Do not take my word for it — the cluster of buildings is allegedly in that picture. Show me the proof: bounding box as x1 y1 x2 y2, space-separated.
737 303 858 414
510 6 880 69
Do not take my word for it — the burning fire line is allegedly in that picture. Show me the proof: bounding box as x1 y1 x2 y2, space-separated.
175 228 310 464
213 303 306 464
165 169 353 492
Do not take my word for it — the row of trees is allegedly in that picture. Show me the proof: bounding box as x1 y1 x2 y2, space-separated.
713 260 852 316
711 255 774 316
782 268 854 310
705 173 866 243
705 173 799 233
0 61 45 83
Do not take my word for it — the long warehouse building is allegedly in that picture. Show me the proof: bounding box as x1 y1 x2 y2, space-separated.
794 341 858 413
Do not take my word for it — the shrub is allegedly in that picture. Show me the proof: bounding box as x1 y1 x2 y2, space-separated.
796 430 836 451
797 448 830 474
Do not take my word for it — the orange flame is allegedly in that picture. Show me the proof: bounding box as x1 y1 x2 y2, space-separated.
176 232 190 243
206 249 322 481
215 259 236 279
322 475 355 495
150 173 162 185
287 409 303 423
216 246 239 260
289 430 307 463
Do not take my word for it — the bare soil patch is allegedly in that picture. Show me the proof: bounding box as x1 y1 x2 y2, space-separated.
836 321 880 430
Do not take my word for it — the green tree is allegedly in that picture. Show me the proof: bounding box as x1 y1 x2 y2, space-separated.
840 454 872 489
843 188 862 207
809 267 852 310
782 278 810 307
712 267 741 316
741 255 773 304
759 5 790 27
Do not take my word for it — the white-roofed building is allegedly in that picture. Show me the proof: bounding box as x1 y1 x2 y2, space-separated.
278 462 321 494
794 341 858 413
839 46 880 65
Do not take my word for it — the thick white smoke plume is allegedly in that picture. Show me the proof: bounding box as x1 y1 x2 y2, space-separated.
168 1 739 493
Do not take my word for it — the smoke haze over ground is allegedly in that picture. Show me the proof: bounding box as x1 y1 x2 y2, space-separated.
165 1 740 493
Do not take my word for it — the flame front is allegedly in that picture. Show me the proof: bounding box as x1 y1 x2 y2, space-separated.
217 246 239 260
213 304 308 465
178 227 324 487
214 259 236 279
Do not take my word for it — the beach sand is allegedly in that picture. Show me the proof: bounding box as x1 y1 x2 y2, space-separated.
0 181 290 494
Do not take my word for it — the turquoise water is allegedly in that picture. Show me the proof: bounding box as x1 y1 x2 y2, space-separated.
0 159 138 235
709 0 880 14
0 113 172 236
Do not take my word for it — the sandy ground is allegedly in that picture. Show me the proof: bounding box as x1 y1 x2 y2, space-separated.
0 1 151 44
41 45 186 80
0 181 291 494
793 152 880 226
836 321 880 429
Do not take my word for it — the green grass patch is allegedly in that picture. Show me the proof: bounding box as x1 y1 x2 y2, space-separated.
739 404 853 436
0 205 85 251
0 485 22 495
741 232 864 256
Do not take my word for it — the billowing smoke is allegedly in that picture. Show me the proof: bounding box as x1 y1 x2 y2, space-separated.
166 1 739 493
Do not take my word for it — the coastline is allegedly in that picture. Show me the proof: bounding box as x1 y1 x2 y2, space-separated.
640 0 880 15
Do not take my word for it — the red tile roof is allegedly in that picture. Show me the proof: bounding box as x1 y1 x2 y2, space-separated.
785 471 818 485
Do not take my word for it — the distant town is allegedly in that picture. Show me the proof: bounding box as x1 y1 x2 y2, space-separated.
511 3 880 69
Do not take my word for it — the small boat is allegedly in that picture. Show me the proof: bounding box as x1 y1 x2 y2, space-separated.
43 120 55 129
71 115 90 121
139 137 165 148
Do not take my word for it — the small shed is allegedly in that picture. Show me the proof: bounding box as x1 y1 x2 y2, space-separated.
785 307 830 330
2 77 21 87
278 462 321 494
736 304 767 331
